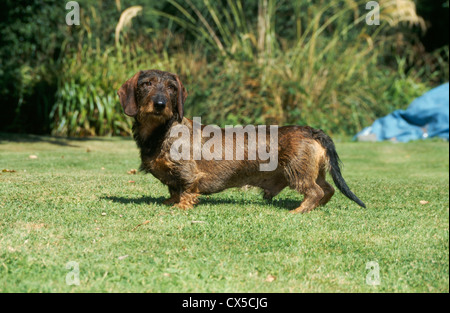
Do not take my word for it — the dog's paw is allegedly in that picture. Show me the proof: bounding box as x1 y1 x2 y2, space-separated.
289 207 310 214
173 203 194 210
163 198 178 205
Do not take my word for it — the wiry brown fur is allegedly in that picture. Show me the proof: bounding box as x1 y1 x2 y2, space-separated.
118 70 365 213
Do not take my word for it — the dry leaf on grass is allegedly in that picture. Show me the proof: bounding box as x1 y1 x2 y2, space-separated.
265 275 276 282
24 223 45 230
29 155 38 159
127 169 137 175
2 169 16 173
131 220 150 231
118 255 129 260
128 181 135 184
420 200 429 205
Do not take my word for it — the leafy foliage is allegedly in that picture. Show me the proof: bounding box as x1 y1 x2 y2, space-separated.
0 0 448 136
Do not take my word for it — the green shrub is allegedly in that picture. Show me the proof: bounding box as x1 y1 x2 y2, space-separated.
154 0 439 134
3 0 446 136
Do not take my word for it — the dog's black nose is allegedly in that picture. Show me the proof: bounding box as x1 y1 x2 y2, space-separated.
155 101 166 109
154 96 167 110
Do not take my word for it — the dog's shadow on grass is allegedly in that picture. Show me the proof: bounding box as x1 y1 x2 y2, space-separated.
200 196 300 211
103 194 300 211
103 195 166 205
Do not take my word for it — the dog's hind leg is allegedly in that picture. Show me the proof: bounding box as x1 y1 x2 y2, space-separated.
263 179 288 201
285 169 324 214
290 183 324 214
263 189 279 201
284 142 325 213
316 168 335 206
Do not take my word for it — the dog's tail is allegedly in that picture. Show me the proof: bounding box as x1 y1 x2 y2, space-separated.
313 129 366 208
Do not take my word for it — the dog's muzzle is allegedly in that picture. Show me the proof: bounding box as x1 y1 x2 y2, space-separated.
153 95 167 111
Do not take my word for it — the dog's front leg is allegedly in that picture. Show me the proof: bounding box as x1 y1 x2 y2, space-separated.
174 190 199 210
163 186 181 205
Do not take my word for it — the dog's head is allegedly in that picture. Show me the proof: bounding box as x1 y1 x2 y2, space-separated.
118 69 187 122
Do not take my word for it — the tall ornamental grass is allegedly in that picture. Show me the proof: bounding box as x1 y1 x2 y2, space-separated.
50 0 447 136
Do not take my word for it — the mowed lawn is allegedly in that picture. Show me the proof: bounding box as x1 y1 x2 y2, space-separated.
0 133 448 293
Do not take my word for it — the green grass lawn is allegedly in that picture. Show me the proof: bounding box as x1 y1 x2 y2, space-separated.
0 133 448 292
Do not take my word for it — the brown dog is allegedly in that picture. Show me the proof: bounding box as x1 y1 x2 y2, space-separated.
118 69 365 213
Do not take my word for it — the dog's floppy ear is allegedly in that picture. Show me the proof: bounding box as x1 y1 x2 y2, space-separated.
118 71 142 117
174 75 188 122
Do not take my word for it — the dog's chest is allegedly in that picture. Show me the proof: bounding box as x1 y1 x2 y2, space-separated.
142 155 175 184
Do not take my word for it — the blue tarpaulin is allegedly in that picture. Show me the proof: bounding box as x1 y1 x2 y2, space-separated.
356 83 449 142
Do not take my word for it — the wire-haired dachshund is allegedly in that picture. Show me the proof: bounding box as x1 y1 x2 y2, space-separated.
118 69 365 213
